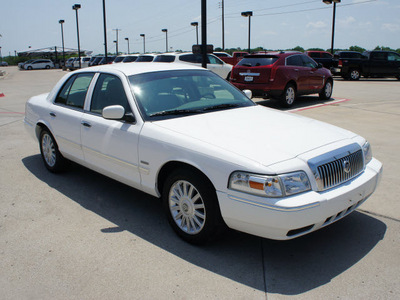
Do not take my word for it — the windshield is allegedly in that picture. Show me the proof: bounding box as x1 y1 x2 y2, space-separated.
129 70 255 121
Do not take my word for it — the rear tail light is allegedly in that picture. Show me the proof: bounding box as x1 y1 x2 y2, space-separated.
338 59 343 67
270 66 277 82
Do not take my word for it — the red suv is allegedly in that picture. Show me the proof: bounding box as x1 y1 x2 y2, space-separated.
230 52 333 107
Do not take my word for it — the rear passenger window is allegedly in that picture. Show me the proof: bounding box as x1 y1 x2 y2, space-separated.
55 73 94 109
286 55 303 66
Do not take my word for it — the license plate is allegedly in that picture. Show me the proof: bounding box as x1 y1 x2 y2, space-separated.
244 76 253 82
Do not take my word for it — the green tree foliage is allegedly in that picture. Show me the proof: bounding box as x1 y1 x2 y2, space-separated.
306 47 324 51
349 45 366 53
291 46 305 52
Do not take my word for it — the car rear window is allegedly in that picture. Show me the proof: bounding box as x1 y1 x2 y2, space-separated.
136 56 154 62
237 56 278 67
154 55 175 62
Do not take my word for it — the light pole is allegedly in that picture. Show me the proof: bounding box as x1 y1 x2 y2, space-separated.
191 22 199 45
113 40 117 55
241 11 253 54
113 28 121 55
72 4 81 68
162 29 168 52
201 0 207 69
140 34 145 53
59 20 65 68
220 0 225 50
102 0 108 60
125 37 130 54
323 0 341 54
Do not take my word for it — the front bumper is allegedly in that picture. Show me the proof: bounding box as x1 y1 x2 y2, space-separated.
217 158 382 240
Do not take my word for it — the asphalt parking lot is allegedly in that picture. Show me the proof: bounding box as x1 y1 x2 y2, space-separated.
1 66 399 299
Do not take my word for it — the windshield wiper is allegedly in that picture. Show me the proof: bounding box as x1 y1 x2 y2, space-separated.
202 103 240 111
149 109 203 117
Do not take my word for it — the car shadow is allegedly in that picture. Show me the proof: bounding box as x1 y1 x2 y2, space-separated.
254 95 335 111
22 155 386 295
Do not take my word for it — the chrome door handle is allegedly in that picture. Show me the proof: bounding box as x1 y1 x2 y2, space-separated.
49 112 56 117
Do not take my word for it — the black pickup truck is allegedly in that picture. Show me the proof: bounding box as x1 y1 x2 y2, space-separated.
331 50 400 80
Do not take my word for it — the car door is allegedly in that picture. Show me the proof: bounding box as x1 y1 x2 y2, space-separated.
207 54 230 79
80 73 142 189
387 52 400 75
301 55 324 91
368 52 389 75
49 72 95 162
285 54 309 92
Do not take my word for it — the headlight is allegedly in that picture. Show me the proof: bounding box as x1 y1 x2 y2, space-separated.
362 141 372 165
228 171 311 198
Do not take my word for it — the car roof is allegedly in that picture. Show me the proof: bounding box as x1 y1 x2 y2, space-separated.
74 62 206 77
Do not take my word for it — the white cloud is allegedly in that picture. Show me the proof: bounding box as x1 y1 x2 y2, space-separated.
306 21 327 29
382 23 400 32
338 16 356 26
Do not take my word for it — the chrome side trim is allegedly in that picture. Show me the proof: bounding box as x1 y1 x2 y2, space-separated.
239 72 260 76
227 194 319 212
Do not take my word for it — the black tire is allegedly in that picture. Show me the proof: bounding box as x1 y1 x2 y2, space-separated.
319 79 333 100
226 72 231 81
39 128 65 172
348 69 360 81
27 66 33 70
280 83 296 108
45 65 50 69
162 168 225 244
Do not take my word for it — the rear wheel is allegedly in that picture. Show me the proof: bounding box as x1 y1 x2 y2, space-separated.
162 168 225 244
319 80 333 100
349 69 360 80
280 83 296 108
39 128 65 172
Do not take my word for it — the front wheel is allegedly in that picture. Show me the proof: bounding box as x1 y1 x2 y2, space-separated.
162 168 225 244
280 83 296 108
319 80 333 100
39 128 65 172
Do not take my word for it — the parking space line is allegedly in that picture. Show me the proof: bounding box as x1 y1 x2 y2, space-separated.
288 98 350 113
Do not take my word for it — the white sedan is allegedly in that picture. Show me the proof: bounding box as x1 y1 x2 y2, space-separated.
153 52 233 80
24 63 382 244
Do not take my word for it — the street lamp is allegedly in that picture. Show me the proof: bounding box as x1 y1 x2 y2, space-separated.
140 34 145 53
162 29 168 52
72 4 81 69
323 0 341 54
191 22 199 45
241 11 253 54
58 20 65 68
125 37 130 54
113 40 117 55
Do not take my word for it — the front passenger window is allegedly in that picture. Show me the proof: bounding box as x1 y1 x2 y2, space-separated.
90 74 131 115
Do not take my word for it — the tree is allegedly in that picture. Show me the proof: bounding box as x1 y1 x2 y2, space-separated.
291 46 305 52
307 47 324 51
348 45 366 53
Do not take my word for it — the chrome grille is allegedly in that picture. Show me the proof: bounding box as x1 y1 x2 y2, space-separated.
317 150 364 190
307 144 365 192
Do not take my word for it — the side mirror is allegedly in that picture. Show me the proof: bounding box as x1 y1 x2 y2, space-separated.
102 105 125 120
243 89 252 99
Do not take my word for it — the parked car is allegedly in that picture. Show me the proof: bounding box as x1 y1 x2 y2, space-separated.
122 55 139 63
112 55 127 63
24 63 382 244
73 57 91 69
89 56 104 67
214 51 249 65
305 51 335 69
99 56 116 65
153 52 233 80
135 54 156 62
65 58 76 70
18 59 35 69
1 61 9 66
230 52 333 107
24 59 54 70
331 50 400 80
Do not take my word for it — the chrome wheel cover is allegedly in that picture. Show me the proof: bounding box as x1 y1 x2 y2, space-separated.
350 70 359 80
42 133 56 167
285 87 295 105
324 82 332 98
169 180 206 235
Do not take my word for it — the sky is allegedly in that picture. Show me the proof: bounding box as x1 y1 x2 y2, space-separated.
1 0 399 57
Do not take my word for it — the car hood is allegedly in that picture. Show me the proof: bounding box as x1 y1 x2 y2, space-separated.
153 105 357 167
